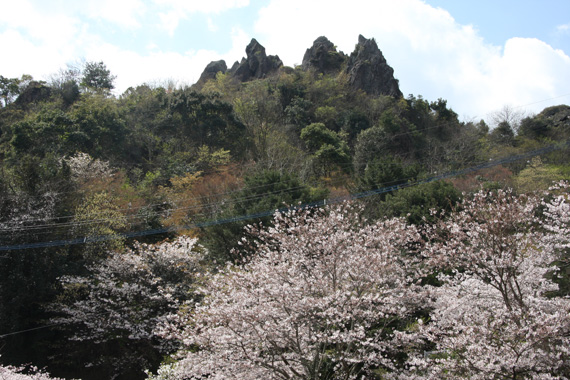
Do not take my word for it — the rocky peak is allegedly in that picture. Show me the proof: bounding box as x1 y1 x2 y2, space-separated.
301 36 347 74
194 39 283 89
195 60 228 88
194 35 402 99
346 35 402 98
230 38 283 82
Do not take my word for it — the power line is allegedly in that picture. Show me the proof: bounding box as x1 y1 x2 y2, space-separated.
1 139 566 252
0 174 352 234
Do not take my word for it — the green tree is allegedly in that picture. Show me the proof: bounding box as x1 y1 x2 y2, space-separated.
514 156 569 193
380 180 461 225
0 75 21 107
232 80 281 160
300 122 351 175
70 93 127 160
162 88 248 158
80 61 116 93
489 121 515 146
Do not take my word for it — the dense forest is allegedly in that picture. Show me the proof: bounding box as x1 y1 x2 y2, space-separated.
1 35 570 379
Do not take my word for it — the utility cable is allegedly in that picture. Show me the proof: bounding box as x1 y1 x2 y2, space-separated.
1 139 566 252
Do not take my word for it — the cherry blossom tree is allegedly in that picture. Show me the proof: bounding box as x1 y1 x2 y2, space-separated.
52 236 206 377
395 188 570 379
152 204 425 380
0 363 66 380
64 152 113 182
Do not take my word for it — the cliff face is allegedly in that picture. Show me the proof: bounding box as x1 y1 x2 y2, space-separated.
196 35 402 98
346 35 402 98
301 36 347 74
229 38 283 81
195 60 227 86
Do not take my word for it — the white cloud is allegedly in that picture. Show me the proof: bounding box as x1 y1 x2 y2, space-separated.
86 27 251 93
557 24 570 35
82 0 146 29
152 0 249 14
0 0 86 78
0 0 251 93
254 0 570 119
0 0 81 45
158 10 182 36
153 0 249 35
207 17 219 32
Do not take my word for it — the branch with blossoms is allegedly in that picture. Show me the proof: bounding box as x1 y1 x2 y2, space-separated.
153 204 428 380
50 236 206 374
0 362 68 380
395 187 570 380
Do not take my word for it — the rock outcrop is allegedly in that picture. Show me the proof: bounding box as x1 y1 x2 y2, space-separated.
195 39 283 88
346 35 402 98
14 81 52 107
229 38 283 81
301 36 347 74
195 60 227 87
195 35 402 98
540 105 570 128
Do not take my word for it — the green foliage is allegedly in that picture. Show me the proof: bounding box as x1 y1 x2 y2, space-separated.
381 180 461 225
232 80 281 159
284 96 313 128
73 191 127 258
341 109 371 141
71 94 127 160
163 88 249 157
368 108 424 160
514 157 570 193
489 121 515 146
195 145 231 172
80 61 116 93
0 75 24 106
301 122 341 151
10 108 76 157
314 105 338 128
301 123 351 175
202 169 329 263
357 156 410 191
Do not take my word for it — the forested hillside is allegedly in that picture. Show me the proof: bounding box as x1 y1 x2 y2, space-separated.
1 36 569 379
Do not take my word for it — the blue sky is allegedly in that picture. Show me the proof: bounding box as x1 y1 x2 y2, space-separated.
428 0 569 51
0 0 569 122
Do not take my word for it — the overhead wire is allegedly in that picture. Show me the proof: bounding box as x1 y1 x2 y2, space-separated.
0 121 561 236
1 138 567 251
